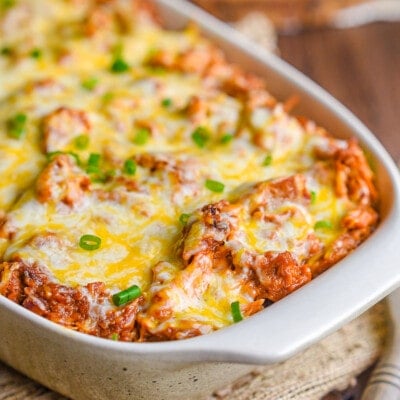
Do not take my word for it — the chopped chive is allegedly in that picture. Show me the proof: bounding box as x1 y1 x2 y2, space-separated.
220 133 234 144
110 42 127 73
82 77 98 91
111 333 119 341
47 151 81 166
1 0 15 9
8 113 27 139
263 155 273 166
106 169 116 177
74 134 90 150
30 48 42 59
191 126 210 148
112 285 142 307
179 213 190 225
231 301 243 323
133 128 150 145
161 98 173 108
111 58 129 73
1 47 12 56
123 159 136 176
148 66 166 75
112 43 124 58
79 234 101 251
205 179 225 193
89 170 115 184
102 92 114 102
314 220 333 230
87 152 100 165
87 153 101 173
87 166 100 174
90 174 107 184
310 191 317 204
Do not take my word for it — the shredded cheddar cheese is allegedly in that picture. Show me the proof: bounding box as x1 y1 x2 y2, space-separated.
0 0 378 342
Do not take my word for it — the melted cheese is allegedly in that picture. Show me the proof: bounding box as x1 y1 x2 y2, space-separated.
0 0 376 339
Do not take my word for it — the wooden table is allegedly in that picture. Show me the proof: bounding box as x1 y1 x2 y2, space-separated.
279 22 400 163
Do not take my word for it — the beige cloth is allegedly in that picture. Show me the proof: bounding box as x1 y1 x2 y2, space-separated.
0 302 388 400
210 303 388 400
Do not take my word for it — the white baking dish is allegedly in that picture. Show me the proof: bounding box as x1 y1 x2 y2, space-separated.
1 1 399 399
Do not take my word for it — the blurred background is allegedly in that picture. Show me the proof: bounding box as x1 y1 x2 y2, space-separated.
191 0 400 163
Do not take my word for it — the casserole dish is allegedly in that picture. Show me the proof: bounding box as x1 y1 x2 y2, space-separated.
0 1 399 399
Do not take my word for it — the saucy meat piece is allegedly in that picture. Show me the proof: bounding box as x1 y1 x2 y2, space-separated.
84 0 160 37
335 139 378 205
36 154 90 207
140 175 316 340
312 206 378 276
0 262 143 341
239 250 311 302
42 107 91 153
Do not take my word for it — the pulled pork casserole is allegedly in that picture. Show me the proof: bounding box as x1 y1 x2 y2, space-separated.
0 0 378 342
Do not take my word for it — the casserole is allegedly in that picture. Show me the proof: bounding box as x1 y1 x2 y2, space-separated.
0 1 399 399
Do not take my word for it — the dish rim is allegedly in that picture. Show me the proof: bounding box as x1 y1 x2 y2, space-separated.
1 0 400 365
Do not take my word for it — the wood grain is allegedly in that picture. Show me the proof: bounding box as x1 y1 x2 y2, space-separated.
278 22 400 162
191 0 369 30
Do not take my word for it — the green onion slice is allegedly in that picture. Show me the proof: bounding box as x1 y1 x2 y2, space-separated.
90 174 107 184
74 134 90 150
112 285 142 307
191 126 210 148
205 179 225 193
102 92 114 103
87 153 101 173
90 169 115 184
133 128 150 145
263 155 273 166
179 213 191 225
314 220 333 230
79 234 101 251
1 47 12 56
111 333 119 341
82 77 99 91
161 98 172 108
1 0 15 9
123 159 136 176
88 153 101 167
231 301 243 323
8 113 27 139
111 58 129 73
106 169 116 178
220 133 234 144
310 191 317 205
30 48 42 59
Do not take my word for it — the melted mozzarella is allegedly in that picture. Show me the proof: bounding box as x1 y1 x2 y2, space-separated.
0 0 374 335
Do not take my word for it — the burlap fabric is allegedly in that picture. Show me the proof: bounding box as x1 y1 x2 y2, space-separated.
0 303 388 399
210 303 388 400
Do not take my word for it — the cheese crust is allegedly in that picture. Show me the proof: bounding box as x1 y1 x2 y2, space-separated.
0 0 378 342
